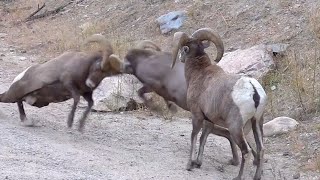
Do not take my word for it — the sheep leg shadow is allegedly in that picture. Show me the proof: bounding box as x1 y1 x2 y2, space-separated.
78 92 93 132
17 101 34 127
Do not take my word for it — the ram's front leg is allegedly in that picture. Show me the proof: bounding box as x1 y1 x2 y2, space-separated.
65 83 80 128
78 92 93 132
17 101 34 127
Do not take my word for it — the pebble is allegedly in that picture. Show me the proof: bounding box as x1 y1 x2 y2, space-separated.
19 57 27 61
293 172 300 179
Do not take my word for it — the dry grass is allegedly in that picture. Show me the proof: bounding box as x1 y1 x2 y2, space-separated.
310 7 320 40
262 45 320 121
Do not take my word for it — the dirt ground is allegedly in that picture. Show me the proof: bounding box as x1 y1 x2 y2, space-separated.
1 0 320 179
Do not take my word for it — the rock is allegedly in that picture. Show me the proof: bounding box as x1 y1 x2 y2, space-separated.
266 43 289 56
218 44 274 79
263 117 299 137
293 172 300 179
83 75 143 112
156 11 187 34
270 85 276 91
9 49 14 52
0 33 7 38
0 53 5 56
19 57 27 61
21 50 27 53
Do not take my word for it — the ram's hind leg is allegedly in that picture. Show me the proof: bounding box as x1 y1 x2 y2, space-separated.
78 92 93 132
17 101 34 127
229 120 252 180
187 112 204 170
251 117 264 180
195 121 212 168
211 124 240 166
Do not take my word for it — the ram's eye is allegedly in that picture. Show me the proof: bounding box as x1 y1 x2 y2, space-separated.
182 46 189 53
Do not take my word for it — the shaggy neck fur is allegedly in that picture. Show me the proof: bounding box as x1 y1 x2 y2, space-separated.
185 54 223 85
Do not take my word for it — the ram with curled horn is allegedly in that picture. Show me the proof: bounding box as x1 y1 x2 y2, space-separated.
122 38 249 167
171 28 267 180
0 34 124 132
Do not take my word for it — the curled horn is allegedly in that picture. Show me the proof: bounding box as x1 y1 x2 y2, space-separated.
191 28 224 62
171 32 189 68
136 40 161 51
83 34 114 71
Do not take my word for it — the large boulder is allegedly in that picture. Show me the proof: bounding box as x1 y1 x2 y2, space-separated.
263 116 299 137
218 44 275 79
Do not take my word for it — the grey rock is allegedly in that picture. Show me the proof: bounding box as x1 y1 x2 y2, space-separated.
80 75 143 112
263 116 299 137
266 43 289 55
156 11 187 34
218 44 275 79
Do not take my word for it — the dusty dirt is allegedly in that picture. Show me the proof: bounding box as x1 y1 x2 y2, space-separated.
1 0 320 179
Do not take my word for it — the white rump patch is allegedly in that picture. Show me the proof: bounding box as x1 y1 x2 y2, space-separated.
85 78 96 89
231 77 266 124
11 66 32 85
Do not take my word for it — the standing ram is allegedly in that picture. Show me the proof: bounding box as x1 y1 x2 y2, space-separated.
123 40 241 166
0 34 124 131
171 28 267 180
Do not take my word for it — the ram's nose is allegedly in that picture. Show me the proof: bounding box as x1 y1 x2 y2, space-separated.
85 78 96 89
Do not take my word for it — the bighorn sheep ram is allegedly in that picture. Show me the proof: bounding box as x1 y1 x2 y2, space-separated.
171 28 267 180
123 40 241 166
0 34 123 131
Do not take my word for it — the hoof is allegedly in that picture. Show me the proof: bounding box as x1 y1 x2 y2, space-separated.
229 158 240 166
194 160 202 168
67 120 73 128
232 177 242 180
20 118 34 127
186 161 195 171
77 126 84 133
253 176 261 180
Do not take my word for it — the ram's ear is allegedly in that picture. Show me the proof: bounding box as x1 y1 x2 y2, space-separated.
109 54 123 72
